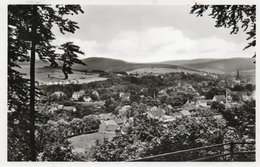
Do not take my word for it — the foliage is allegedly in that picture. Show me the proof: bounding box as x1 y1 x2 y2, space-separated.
211 101 225 112
8 4 84 160
220 100 255 139
59 42 86 79
36 120 74 161
205 87 225 99
191 5 256 51
166 93 187 107
89 114 227 161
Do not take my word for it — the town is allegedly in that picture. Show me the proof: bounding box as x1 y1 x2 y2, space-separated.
7 4 256 163
34 69 255 161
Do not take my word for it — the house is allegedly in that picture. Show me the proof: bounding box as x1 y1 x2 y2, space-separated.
123 117 134 127
62 106 77 112
119 92 131 102
180 109 191 117
71 80 79 84
213 114 223 120
165 104 173 113
59 80 65 85
57 104 64 110
92 90 100 100
83 96 92 102
48 107 58 114
196 100 208 107
98 113 115 120
120 117 134 134
167 105 173 110
114 117 124 125
50 91 67 100
148 106 165 119
72 90 85 101
65 80 72 84
161 115 176 123
212 95 226 103
118 105 132 118
99 120 119 134
48 81 59 85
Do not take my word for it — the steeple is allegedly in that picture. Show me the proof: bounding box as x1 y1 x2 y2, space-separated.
236 69 240 80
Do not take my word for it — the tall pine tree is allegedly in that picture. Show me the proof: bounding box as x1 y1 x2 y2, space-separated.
8 5 84 161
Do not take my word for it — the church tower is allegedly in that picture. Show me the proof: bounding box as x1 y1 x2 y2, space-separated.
236 69 240 80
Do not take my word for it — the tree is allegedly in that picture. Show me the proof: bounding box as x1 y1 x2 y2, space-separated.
245 84 254 92
89 114 228 161
36 120 75 161
221 100 255 138
211 101 225 112
8 5 84 161
59 42 86 79
190 5 256 59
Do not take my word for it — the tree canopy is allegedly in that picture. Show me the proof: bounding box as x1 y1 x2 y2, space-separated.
190 5 256 59
8 5 84 161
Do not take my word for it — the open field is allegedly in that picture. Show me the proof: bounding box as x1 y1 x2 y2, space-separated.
18 62 107 84
127 67 202 75
68 132 116 153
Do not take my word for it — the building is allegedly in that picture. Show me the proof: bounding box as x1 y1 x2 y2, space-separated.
233 69 241 84
83 96 92 102
195 100 208 107
119 92 131 102
50 91 67 100
213 95 226 104
118 105 132 118
99 120 119 134
72 90 85 101
62 106 77 112
98 113 115 120
180 109 191 117
148 106 165 119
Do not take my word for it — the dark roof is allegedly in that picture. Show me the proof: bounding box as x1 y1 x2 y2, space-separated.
231 91 248 96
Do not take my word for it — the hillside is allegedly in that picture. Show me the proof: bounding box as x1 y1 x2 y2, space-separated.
162 58 255 74
18 57 255 82
72 57 199 73
161 58 217 66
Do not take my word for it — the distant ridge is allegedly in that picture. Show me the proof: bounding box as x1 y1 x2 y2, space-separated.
161 58 217 66
162 57 255 74
72 57 199 72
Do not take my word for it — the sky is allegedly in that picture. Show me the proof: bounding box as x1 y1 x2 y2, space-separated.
52 4 255 63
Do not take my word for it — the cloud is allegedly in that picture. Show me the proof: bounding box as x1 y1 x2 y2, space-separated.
107 27 197 59
53 26 252 62
51 36 103 59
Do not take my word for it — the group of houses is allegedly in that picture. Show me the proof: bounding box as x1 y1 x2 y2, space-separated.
98 112 134 135
47 80 80 85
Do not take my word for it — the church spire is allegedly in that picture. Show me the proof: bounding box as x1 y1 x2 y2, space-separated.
236 69 240 80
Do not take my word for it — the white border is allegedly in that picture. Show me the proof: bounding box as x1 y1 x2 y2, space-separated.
0 0 259 167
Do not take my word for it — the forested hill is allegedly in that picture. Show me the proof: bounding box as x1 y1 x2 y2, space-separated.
162 58 255 74
72 57 198 72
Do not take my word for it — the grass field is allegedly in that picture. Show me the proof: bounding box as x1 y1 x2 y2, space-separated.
68 132 116 153
127 67 201 75
18 62 107 84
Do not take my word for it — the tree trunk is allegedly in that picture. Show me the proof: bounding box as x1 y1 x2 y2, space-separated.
62 69 68 80
64 73 68 80
62 63 68 80
29 5 37 161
